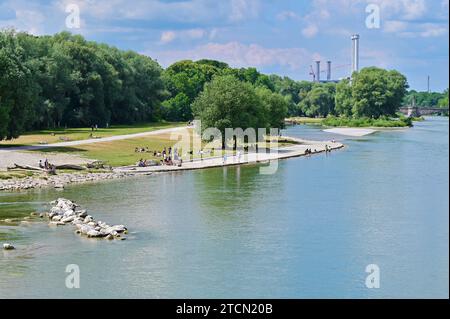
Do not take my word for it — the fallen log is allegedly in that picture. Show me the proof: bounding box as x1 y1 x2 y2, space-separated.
55 164 86 170
7 163 45 171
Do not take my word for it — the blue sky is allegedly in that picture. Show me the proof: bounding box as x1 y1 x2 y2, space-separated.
0 0 448 91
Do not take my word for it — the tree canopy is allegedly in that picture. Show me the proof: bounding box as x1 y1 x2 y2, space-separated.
1 30 414 140
1 30 164 140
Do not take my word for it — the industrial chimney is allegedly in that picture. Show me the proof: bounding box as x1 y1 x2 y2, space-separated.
315 61 321 82
327 61 331 81
351 34 360 74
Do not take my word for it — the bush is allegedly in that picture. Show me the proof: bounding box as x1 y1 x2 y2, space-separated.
323 115 412 128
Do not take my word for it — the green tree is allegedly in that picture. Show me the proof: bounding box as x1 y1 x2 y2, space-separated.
352 67 408 118
300 85 335 117
0 30 38 139
335 79 353 117
161 93 191 121
192 75 265 148
255 87 288 129
438 89 448 107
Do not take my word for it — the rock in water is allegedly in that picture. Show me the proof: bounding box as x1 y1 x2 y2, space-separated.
45 198 128 240
3 243 15 250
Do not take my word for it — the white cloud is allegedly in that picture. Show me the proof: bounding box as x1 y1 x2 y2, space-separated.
148 41 317 70
159 28 212 44
417 23 448 37
368 0 427 20
302 24 319 38
384 20 408 33
0 2 47 35
384 20 448 38
276 11 300 21
229 0 260 22
160 31 176 43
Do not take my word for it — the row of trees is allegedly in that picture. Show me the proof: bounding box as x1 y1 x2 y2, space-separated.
2 30 413 140
1 30 165 140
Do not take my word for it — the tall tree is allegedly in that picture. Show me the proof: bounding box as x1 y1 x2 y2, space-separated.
192 75 266 147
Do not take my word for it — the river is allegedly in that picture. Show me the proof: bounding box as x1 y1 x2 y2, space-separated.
0 117 448 298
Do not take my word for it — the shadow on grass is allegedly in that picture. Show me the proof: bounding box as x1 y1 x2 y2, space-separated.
27 147 88 153
0 144 31 149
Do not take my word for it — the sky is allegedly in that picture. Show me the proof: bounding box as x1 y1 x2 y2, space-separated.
0 0 449 92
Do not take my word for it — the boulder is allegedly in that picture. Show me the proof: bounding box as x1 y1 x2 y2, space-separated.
87 229 102 238
76 210 87 218
61 215 75 223
84 216 93 223
3 243 15 250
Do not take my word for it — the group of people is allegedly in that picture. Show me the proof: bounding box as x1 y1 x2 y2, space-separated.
136 146 182 167
135 147 151 153
39 159 56 174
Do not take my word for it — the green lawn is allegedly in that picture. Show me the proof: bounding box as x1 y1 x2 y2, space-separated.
0 122 185 147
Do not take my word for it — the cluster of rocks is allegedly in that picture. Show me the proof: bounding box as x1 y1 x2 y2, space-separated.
3 243 15 250
47 198 128 240
0 172 137 191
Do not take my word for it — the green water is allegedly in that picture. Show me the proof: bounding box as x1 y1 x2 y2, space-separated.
0 117 448 298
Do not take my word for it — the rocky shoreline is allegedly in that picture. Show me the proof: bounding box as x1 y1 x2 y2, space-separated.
0 171 142 191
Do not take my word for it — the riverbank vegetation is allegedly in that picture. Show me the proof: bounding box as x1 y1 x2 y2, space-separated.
322 115 412 128
2 30 414 141
403 89 449 107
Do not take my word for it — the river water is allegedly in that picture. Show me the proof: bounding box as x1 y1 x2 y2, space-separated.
0 117 448 298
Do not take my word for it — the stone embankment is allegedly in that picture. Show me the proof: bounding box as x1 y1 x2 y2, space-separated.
0 172 140 191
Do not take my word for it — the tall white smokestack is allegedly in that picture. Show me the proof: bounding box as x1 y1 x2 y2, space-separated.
315 61 321 82
351 34 360 74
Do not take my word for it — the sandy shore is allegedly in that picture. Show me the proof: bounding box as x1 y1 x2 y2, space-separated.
323 128 377 137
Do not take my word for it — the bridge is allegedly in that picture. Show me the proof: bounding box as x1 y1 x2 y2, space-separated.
399 106 449 117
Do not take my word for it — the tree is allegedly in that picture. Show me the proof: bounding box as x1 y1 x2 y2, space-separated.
352 67 408 118
255 87 289 130
335 79 353 117
192 75 265 148
161 93 191 121
299 85 335 117
163 60 222 121
0 30 38 139
438 89 449 107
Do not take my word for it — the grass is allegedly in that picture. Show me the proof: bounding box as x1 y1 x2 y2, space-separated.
0 122 185 147
0 171 36 180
